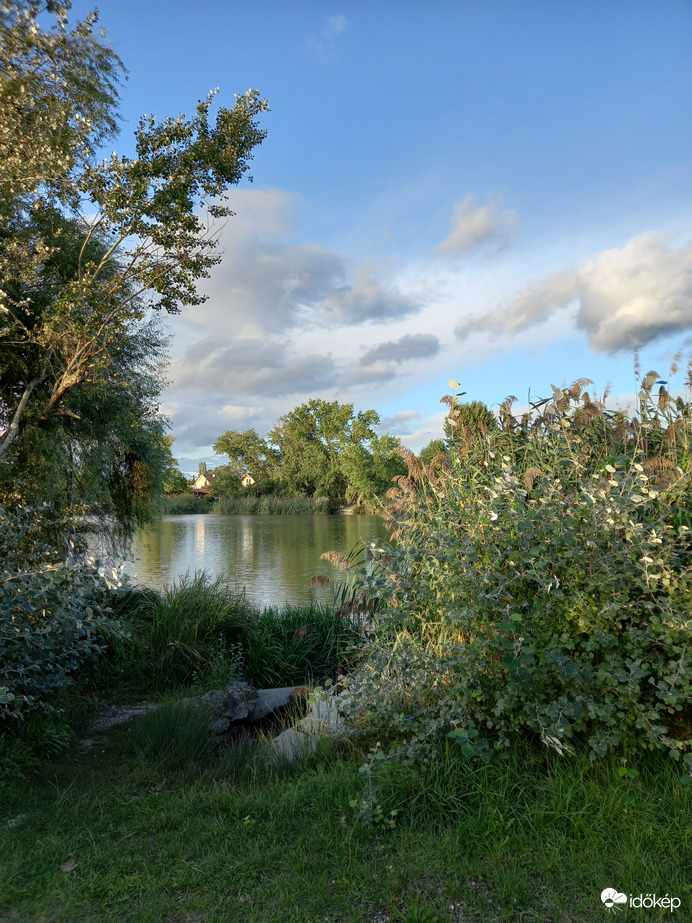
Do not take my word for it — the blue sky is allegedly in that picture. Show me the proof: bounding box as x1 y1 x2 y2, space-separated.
71 0 692 472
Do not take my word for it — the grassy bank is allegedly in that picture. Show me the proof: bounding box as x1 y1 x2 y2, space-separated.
1 727 689 922
214 494 333 514
159 494 214 514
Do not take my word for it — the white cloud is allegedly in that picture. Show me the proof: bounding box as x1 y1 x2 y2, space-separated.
378 410 422 434
434 194 519 258
455 232 692 353
327 15 347 35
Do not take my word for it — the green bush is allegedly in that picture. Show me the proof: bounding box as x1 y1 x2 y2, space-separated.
339 373 692 772
0 504 119 722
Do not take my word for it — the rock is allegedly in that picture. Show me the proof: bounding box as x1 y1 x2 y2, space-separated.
271 690 352 761
249 686 309 723
200 682 258 733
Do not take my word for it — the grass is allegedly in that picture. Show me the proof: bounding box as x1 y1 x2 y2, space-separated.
0 728 690 922
159 494 214 514
214 494 333 514
97 573 359 697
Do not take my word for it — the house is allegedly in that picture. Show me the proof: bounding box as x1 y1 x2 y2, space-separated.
240 473 256 488
192 471 218 494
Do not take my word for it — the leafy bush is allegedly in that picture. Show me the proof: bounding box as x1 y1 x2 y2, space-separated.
0 504 120 722
339 372 692 772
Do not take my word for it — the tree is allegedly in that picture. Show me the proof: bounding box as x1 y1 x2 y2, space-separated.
444 399 498 447
340 433 406 507
419 438 447 467
0 1 268 470
213 428 277 482
269 400 381 500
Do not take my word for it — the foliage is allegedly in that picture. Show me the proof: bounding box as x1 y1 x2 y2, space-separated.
338 370 692 771
214 400 405 508
418 439 446 467
214 493 333 514
212 428 278 482
0 1 268 536
0 503 120 721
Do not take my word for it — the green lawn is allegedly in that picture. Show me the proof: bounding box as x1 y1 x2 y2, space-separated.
1 721 690 922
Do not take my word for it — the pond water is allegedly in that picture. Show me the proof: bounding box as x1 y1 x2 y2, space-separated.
123 513 391 610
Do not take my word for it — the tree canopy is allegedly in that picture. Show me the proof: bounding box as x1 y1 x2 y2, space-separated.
0 1 268 535
214 400 406 507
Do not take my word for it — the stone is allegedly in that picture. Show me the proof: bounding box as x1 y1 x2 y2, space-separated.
200 682 259 733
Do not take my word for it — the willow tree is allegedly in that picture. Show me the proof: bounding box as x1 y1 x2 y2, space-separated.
0 1 268 482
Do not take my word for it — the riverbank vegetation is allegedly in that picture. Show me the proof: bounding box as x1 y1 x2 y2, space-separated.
208 399 407 513
3 368 692 919
2 5 691 919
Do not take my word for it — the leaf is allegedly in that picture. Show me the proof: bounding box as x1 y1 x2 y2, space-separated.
60 859 77 873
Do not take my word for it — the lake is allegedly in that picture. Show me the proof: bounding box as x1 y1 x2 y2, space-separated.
124 513 391 609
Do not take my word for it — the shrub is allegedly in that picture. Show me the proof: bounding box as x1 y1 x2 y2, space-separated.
338 372 692 772
0 504 120 722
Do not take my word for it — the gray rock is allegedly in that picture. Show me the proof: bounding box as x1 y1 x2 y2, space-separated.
249 686 309 723
200 682 259 733
271 691 352 760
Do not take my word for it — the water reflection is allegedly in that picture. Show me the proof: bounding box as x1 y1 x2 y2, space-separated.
126 513 391 609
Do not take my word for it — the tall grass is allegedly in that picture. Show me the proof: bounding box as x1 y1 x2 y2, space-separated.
214 494 333 514
112 573 255 691
242 602 359 687
106 572 359 694
159 494 213 514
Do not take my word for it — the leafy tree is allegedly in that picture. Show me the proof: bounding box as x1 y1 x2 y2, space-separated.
269 400 381 501
0 1 268 537
341 434 406 507
213 428 277 482
163 438 189 494
0 1 268 470
443 399 498 446
419 439 447 467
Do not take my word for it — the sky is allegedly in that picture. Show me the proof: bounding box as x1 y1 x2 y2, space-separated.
70 0 692 474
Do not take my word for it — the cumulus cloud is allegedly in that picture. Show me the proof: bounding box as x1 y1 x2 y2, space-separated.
359 333 440 366
171 336 336 397
455 232 692 353
191 189 419 334
316 264 421 326
434 194 519 258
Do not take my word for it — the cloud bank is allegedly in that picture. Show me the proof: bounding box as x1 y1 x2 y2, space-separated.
456 232 692 352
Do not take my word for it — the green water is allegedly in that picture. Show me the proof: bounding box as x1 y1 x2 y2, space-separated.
125 513 391 609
